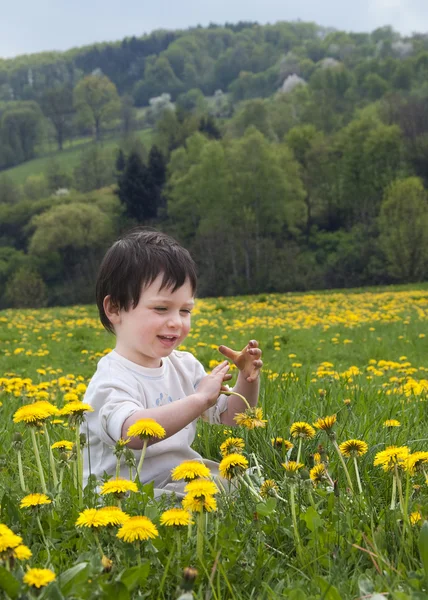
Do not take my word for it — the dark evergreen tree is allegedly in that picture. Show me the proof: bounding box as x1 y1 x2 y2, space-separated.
117 152 157 221
148 145 167 211
115 148 126 173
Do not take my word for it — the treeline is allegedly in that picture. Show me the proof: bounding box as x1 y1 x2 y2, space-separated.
1 20 428 307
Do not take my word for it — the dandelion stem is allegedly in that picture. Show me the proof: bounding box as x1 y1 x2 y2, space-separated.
353 456 363 495
75 427 83 508
30 427 47 494
238 474 264 501
93 531 104 558
251 453 263 479
394 464 404 513
390 472 397 510
17 449 27 493
296 439 303 464
222 390 251 410
289 484 304 562
197 509 205 563
332 440 354 493
36 515 51 563
136 440 148 481
116 457 120 479
175 529 181 570
43 424 58 488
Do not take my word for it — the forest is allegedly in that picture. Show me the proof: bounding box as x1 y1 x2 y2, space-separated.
1 20 428 307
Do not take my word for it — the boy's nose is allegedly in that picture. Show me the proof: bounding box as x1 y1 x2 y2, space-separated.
167 313 181 328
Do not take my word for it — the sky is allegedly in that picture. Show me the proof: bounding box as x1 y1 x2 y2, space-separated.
1 0 428 59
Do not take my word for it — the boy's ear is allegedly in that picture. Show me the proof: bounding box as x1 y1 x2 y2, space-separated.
103 295 121 324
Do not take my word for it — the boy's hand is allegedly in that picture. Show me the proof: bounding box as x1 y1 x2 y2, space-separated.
195 361 232 407
218 340 263 383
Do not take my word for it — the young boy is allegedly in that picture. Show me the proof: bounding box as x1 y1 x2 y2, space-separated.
82 228 263 495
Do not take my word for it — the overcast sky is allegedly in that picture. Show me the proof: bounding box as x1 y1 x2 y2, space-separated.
2 0 428 59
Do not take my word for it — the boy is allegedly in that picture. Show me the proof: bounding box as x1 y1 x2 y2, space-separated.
82 228 263 495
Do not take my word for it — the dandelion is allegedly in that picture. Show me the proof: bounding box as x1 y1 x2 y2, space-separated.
271 437 294 451
75 508 109 529
260 480 279 498
60 401 94 421
20 493 52 509
0 526 22 553
220 437 245 457
374 446 410 510
234 406 267 429
23 568 56 589
100 478 138 499
314 415 354 492
171 461 211 482
410 511 422 525
13 544 32 560
406 451 428 476
51 440 74 451
182 494 217 513
310 464 328 487
219 453 249 480
184 479 219 497
339 439 368 494
127 418 166 480
117 516 159 542
383 419 401 428
160 508 192 527
98 507 130 526
290 421 315 462
282 461 304 477
313 415 337 434
13 401 58 425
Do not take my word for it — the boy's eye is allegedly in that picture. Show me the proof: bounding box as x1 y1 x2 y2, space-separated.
154 307 167 312
180 309 192 315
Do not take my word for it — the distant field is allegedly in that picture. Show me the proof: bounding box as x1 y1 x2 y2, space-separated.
3 128 153 185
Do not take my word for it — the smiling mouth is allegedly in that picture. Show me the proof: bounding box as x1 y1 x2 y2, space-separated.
158 335 179 342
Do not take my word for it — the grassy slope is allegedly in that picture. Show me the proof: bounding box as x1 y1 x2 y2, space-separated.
3 128 153 184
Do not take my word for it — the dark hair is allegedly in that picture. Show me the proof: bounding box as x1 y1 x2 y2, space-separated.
96 228 197 333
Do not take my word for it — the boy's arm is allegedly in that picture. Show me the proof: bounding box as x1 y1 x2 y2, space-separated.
122 361 230 449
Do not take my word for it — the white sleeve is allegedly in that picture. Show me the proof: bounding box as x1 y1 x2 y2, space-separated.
192 358 228 425
95 380 142 445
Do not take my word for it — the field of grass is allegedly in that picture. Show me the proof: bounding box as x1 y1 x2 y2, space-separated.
3 128 153 185
1 286 428 598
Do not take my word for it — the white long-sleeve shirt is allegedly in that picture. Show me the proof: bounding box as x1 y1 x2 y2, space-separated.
82 350 228 486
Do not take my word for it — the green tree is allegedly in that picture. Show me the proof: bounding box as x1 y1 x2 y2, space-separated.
117 151 157 221
73 145 115 192
45 159 73 192
73 74 120 140
0 102 43 164
5 266 47 308
379 177 428 281
40 84 74 150
0 174 22 204
24 174 49 200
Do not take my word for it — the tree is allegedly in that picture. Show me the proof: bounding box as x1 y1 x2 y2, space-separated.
5 266 47 308
120 94 137 135
40 84 74 150
0 175 22 204
0 103 43 164
148 145 166 208
117 152 157 221
73 145 115 192
73 74 120 140
45 160 73 193
379 177 428 281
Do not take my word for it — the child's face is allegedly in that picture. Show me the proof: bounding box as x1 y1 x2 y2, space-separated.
111 273 194 368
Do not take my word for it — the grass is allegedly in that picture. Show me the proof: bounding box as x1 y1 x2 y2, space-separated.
0 285 428 598
3 128 153 185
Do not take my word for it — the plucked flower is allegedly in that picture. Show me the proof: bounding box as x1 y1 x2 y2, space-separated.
75 508 109 528
234 407 267 429
117 516 159 542
313 415 337 432
160 508 192 526
100 479 138 497
220 437 245 457
339 439 368 458
260 479 279 498
182 493 217 513
373 446 410 472
23 568 56 588
127 418 166 440
171 461 211 482
219 453 249 480
290 422 315 440
184 478 219 497
20 493 52 509
383 419 401 428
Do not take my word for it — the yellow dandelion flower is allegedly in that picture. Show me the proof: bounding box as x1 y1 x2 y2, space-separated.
75 508 109 528
220 437 245 457
13 401 58 425
182 493 217 513
171 461 211 482
60 401 94 416
100 479 138 496
260 480 279 498
410 511 422 526
282 461 304 474
234 407 267 429
339 440 368 458
117 516 159 542
127 418 166 440
51 440 74 451
160 508 192 526
310 464 327 486
383 419 401 428
23 568 56 588
406 451 428 475
0 529 22 552
63 392 79 402
184 478 218 497
271 437 294 450
313 452 322 464
20 494 52 509
290 422 316 439
98 507 130 526
219 453 249 480
373 446 410 472
13 544 32 560
313 415 337 431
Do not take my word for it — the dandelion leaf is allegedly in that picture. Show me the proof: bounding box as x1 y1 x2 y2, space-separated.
418 521 428 580
0 566 20 600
